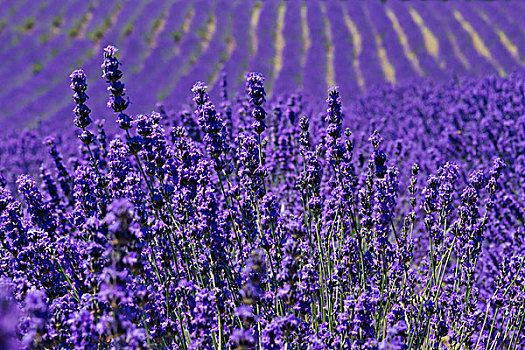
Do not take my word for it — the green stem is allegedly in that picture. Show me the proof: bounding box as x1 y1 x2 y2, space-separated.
85 141 110 200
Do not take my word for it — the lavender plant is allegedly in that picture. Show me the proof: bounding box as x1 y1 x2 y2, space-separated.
0 44 523 350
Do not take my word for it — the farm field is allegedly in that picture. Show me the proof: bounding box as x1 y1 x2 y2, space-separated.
1 0 525 129
0 1 524 349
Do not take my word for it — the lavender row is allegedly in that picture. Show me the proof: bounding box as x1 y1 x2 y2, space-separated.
3 1 525 130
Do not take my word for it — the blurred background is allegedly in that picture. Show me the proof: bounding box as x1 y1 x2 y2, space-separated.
0 0 524 131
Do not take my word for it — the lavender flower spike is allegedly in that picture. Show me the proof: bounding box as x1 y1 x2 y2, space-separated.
102 45 131 130
246 72 267 135
70 69 92 134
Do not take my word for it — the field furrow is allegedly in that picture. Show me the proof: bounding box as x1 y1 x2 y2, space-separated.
249 0 279 94
345 2 384 89
342 5 365 92
399 5 445 78
385 6 425 78
303 0 328 98
325 1 357 99
452 6 505 76
365 3 397 84
477 5 524 66
412 3 470 77
222 1 253 95
166 0 232 107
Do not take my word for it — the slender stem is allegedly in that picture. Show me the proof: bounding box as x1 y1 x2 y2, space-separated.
85 138 110 200
256 132 267 194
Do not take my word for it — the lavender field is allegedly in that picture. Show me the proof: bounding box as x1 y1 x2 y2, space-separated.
0 1 524 349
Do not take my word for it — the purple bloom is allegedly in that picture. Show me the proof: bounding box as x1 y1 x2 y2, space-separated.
102 45 131 129
70 69 92 130
246 72 267 134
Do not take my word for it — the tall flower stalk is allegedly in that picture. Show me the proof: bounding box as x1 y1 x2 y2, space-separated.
70 69 110 200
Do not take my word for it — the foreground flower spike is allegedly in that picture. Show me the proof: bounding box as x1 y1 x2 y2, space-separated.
325 86 344 165
192 81 209 106
192 82 227 164
70 69 95 145
325 86 342 141
246 72 267 135
70 69 91 128
102 45 131 130
370 130 387 178
70 69 109 199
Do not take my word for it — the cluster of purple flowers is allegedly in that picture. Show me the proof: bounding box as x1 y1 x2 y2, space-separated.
0 45 523 350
